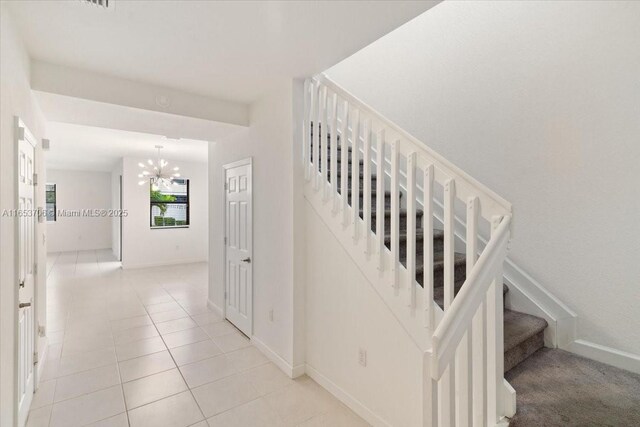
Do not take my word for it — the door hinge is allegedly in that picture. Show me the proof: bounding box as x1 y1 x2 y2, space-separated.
224 289 227 300
224 182 228 190
34 263 37 275
33 173 38 185
224 237 227 245
33 351 38 365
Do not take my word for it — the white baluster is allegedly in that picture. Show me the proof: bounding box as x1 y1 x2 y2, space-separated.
363 120 372 257
340 102 349 227
390 140 399 289
467 197 486 426
424 354 438 427
439 365 456 427
351 109 361 241
330 92 338 213
443 179 456 309
423 164 434 328
473 309 488 425
456 197 478 427
376 130 386 273
487 215 505 426
303 80 310 181
312 83 320 191
406 152 417 308
321 87 329 201
441 180 457 427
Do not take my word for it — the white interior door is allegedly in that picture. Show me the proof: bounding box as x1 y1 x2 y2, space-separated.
17 120 37 427
224 159 253 336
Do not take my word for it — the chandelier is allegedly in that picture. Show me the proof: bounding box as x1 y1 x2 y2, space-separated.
138 145 180 191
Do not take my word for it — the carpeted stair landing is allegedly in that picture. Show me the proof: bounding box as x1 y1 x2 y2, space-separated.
506 348 640 426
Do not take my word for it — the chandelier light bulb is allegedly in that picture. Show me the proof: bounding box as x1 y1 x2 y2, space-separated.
138 180 146 186
138 145 180 190
173 167 179 171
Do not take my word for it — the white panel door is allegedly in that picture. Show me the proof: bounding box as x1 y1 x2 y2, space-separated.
17 123 36 427
224 160 253 336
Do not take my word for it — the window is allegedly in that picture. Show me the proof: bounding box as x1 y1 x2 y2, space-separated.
150 179 189 228
45 183 56 222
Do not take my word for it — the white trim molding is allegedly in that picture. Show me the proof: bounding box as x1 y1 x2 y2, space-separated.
305 364 392 427
121 258 207 270
206 299 223 318
251 336 305 379
567 339 640 375
36 339 48 386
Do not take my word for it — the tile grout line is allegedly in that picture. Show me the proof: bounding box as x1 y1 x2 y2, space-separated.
142 292 209 424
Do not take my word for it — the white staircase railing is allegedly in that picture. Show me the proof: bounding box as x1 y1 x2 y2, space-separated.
303 74 513 426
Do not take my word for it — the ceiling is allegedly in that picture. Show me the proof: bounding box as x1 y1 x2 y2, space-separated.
7 0 438 103
45 122 208 172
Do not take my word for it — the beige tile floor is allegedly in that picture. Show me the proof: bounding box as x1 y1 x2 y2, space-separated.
27 250 368 427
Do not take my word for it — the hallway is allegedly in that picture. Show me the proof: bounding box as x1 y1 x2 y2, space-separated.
28 251 367 427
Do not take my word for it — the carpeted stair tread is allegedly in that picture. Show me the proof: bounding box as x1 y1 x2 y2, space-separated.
384 228 443 245
504 310 548 372
366 208 424 218
434 282 509 309
504 310 548 353
344 188 397 199
416 251 467 275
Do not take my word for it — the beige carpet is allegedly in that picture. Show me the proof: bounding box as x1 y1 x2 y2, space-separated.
506 348 640 427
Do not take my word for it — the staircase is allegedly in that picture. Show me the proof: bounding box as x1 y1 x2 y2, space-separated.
316 131 548 375
303 75 547 426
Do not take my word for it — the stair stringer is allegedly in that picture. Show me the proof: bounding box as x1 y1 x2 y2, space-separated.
304 180 443 352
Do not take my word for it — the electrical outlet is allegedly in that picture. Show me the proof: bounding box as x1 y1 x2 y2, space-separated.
358 348 367 367
269 309 274 322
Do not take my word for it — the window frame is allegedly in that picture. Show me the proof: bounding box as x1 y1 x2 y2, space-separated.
149 179 190 229
45 183 57 222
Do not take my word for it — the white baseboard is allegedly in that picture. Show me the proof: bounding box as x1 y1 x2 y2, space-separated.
122 258 207 270
206 299 223 318
251 336 304 379
567 339 640 375
305 364 391 427
36 339 48 386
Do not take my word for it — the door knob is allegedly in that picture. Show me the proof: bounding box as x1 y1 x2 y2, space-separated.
19 302 31 309
241 257 251 263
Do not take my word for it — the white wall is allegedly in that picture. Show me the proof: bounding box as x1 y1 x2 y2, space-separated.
46 169 113 253
122 157 208 269
111 159 123 260
327 1 640 355
304 201 424 426
208 80 306 373
0 5 48 426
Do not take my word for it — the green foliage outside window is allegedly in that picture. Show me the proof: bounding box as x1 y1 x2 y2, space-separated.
150 189 176 216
